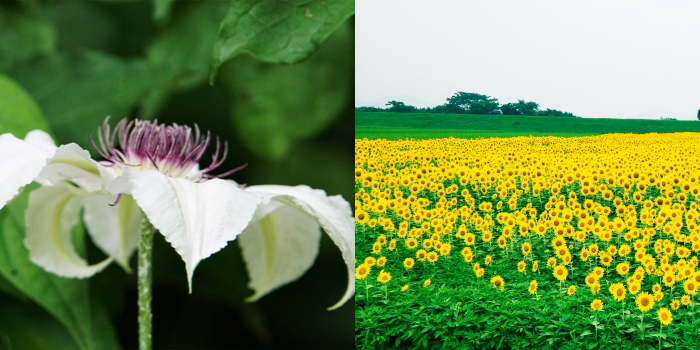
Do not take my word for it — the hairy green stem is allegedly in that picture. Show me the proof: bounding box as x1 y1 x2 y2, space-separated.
138 214 155 350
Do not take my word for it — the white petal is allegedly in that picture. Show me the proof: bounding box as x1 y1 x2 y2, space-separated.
110 169 262 291
244 185 355 310
83 193 142 271
24 130 57 150
0 133 56 210
36 143 117 193
238 198 321 303
24 183 113 278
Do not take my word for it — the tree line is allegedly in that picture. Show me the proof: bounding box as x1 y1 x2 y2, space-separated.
356 92 578 117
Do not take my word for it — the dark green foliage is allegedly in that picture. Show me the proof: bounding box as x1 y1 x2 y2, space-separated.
446 92 499 114
0 1 353 349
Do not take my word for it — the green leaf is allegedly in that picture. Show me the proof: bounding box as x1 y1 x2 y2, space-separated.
210 0 355 83
220 21 351 160
0 297 81 350
0 10 56 72
6 51 168 149
0 75 51 136
579 330 592 337
0 183 117 350
153 0 177 22
142 1 230 118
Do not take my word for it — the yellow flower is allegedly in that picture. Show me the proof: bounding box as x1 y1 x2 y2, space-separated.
355 264 370 280
567 285 576 295
427 251 438 263
490 276 505 290
529 280 538 294
423 279 431 288
485 255 492 265
532 260 539 272
671 300 680 310
553 265 568 281
682 295 691 305
591 299 603 311
636 292 655 312
372 242 381 254
657 307 672 326
401 284 409 292
376 256 387 267
364 257 376 266
521 242 532 256
684 279 698 295
377 270 391 284
517 261 526 273
403 258 415 270
616 262 630 276
476 268 485 278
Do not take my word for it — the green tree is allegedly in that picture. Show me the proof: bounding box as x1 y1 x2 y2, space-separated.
446 92 498 114
385 100 417 113
697 109 700 120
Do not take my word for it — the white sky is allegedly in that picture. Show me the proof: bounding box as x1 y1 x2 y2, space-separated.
356 1 700 119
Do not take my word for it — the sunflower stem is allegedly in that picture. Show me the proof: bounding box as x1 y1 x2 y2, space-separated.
138 214 156 350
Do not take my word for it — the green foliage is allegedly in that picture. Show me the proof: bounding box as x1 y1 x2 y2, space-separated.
219 22 352 161
0 75 51 137
0 1 353 348
210 0 355 83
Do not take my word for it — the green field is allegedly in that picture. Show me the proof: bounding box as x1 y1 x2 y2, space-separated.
355 112 700 140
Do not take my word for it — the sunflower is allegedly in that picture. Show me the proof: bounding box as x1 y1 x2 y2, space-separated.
553 265 568 281
654 291 664 301
518 261 526 273
616 262 630 276
532 260 539 272
476 268 485 278
356 209 369 224
427 251 438 263
636 292 655 312
585 275 598 287
567 285 576 295
528 280 538 294
657 308 673 326
416 249 427 261
547 257 557 268
485 255 492 265
590 282 601 295
376 256 387 267
401 284 409 292
377 270 391 284
628 282 641 295
372 242 381 254
364 257 376 266
403 258 415 270
355 264 370 280
522 242 532 256
671 300 680 310
405 238 418 249
490 276 505 290
682 295 691 305
591 299 603 311
684 279 698 295
593 267 605 278
611 283 626 301
663 273 675 287
423 279 431 288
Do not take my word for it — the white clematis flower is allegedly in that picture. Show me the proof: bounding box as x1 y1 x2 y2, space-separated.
0 117 355 309
238 185 355 310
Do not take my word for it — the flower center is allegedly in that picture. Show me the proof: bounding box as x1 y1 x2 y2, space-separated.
91 117 244 181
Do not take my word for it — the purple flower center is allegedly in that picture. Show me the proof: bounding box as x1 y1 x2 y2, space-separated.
91 117 244 181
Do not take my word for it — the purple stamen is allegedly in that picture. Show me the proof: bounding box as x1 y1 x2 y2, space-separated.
91 117 244 181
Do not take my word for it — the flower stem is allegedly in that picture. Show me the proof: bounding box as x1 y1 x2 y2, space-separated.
138 214 155 350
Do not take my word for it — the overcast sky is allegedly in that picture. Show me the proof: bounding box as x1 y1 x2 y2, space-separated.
356 1 700 119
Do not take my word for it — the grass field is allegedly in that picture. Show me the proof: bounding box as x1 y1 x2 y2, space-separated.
355 112 700 140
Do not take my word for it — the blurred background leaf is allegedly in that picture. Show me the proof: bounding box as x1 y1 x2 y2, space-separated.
220 21 352 160
210 0 355 82
0 0 354 348
0 75 51 136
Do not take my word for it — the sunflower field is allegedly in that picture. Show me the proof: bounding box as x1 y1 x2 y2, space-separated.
355 133 700 349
